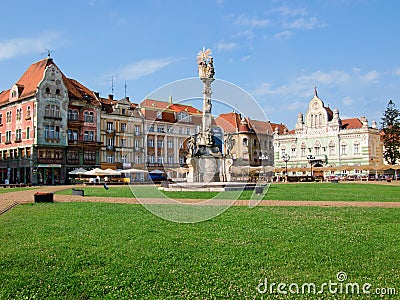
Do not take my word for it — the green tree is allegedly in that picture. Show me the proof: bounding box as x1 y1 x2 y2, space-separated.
381 100 400 165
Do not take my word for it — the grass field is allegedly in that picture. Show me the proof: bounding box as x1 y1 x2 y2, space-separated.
56 182 400 202
0 203 399 299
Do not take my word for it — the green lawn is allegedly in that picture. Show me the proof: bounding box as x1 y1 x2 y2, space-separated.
56 183 400 202
0 203 399 299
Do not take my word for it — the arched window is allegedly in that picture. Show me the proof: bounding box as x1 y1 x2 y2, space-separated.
291 144 296 157
314 141 321 156
72 110 78 120
328 141 335 156
354 141 360 154
242 138 248 146
301 143 306 157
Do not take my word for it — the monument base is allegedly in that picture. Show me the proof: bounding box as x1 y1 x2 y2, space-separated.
159 181 267 192
186 154 233 183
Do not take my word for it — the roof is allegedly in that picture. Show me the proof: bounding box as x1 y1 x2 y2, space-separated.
270 122 289 134
0 58 99 106
140 99 202 115
215 112 242 133
341 118 363 129
248 119 273 134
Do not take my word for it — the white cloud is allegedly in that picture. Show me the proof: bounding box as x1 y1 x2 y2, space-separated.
360 70 380 82
252 70 351 97
235 14 270 28
0 32 61 61
394 68 400 76
275 30 292 39
216 41 237 52
241 55 251 61
342 96 353 106
119 58 174 80
273 5 307 17
286 17 321 30
287 101 304 111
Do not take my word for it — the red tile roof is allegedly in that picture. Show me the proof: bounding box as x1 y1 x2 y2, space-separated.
270 122 289 134
248 119 273 134
140 99 202 114
341 118 363 129
215 112 241 133
0 58 99 106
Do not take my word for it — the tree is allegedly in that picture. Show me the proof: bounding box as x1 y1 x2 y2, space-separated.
381 100 400 165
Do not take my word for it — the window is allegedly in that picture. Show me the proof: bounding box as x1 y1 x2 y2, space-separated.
26 106 31 119
136 155 141 164
84 131 94 141
157 125 164 133
6 111 11 123
179 127 183 135
291 146 296 157
157 156 163 164
168 156 173 164
15 128 22 141
341 143 347 155
167 139 173 148
84 111 94 123
107 122 114 131
329 142 335 156
156 111 162 119
6 131 12 143
68 130 78 141
121 138 127 147
45 105 61 118
26 127 30 139
149 155 155 163
134 139 140 148
354 142 360 154
314 142 321 156
167 125 173 133
280 147 286 158
148 139 154 147
135 125 141 134
242 138 248 147
149 125 155 132
84 151 96 162
187 128 191 136
122 155 127 163
106 154 114 163
157 139 164 148
44 125 60 140
121 123 127 133
16 108 22 121
301 143 306 157
107 138 114 146
0 113 2 125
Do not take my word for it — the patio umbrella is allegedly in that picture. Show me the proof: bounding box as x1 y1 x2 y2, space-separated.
84 168 109 176
120 168 149 174
69 168 87 175
103 168 121 175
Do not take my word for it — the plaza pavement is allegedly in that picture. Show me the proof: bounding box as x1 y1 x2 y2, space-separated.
1 183 400 216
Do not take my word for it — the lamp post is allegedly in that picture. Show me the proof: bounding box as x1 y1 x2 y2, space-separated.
307 155 315 177
282 153 290 176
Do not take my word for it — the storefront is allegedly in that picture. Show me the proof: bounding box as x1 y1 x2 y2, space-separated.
37 164 62 185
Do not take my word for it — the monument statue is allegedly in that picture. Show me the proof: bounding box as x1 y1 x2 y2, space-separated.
185 48 233 183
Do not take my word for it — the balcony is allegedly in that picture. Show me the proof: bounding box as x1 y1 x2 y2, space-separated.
106 129 115 135
82 140 103 147
106 145 115 151
68 119 84 127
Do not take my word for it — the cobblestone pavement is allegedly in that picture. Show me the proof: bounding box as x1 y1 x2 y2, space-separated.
1 184 400 216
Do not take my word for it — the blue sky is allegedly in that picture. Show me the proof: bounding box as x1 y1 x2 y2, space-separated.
0 0 399 128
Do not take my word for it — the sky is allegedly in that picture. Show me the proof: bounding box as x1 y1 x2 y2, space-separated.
0 0 399 128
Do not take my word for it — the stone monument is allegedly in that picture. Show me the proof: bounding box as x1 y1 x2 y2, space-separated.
186 48 233 183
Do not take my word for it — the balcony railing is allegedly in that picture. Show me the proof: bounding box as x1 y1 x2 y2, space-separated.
106 145 115 151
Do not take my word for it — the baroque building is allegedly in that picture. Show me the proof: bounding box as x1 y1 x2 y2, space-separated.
139 98 202 171
273 89 383 176
0 58 102 185
99 95 145 170
215 111 274 167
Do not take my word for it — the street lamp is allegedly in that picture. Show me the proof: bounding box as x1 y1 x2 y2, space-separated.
282 153 290 175
307 155 315 177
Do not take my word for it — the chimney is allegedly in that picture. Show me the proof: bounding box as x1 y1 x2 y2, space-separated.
126 96 130 102
108 94 114 100
169 96 173 104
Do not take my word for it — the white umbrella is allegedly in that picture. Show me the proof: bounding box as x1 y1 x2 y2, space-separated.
69 168 87 175
84 168 109 176
166 167 189 174
103 168 121 175
120 168 149 174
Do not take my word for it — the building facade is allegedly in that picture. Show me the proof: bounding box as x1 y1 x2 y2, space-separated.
99 95 145 170
139 98 202 171
273 89 383 176
0 58 102 185
215 111 274 166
